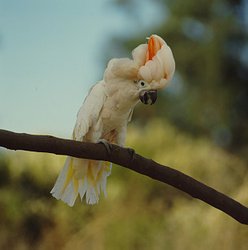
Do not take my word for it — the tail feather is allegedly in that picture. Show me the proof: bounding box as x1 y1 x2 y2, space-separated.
78 177 87 200
51 156 112 206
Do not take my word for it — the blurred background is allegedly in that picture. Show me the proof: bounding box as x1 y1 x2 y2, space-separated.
0 0 248 249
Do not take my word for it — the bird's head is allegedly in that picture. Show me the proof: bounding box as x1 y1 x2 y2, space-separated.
133 34 175 105
104 34 175 105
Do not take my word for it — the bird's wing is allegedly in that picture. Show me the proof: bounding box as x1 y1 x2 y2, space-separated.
73 81 107 141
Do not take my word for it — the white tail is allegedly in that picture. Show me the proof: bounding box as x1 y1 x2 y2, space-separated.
51 157 112 206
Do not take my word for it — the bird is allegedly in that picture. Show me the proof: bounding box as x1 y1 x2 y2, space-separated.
51 34 175 206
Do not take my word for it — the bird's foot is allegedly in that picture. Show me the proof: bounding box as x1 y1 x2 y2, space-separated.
98 139 113 155
127 147 136 161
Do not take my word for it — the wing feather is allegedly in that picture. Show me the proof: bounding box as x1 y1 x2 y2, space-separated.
73 81 107 141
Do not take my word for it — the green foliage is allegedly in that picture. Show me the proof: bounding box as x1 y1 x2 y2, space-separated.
0 120 247 249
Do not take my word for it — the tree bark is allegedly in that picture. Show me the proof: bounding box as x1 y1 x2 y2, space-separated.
0 129 247 224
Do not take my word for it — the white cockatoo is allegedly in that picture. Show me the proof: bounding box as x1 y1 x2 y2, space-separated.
51 34 175 206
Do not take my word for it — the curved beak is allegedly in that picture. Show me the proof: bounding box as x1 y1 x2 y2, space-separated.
139 90 157 105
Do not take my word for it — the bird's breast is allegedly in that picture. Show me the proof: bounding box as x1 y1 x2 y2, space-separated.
100 100 130 131
98 89 138 137
101 107 128 126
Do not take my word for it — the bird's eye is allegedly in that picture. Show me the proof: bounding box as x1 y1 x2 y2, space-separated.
138 80 147 88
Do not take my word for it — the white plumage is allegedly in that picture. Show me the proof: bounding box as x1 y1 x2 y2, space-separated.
51 34 175 206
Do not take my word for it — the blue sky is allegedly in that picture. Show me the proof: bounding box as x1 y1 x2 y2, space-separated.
0 0 163 137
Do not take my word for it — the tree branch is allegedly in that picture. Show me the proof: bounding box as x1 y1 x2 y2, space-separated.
0 129 247 224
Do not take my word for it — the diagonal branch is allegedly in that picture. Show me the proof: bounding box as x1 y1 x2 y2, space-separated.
0 129 247 224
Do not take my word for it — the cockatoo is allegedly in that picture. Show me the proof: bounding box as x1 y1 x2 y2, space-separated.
51 34 175 206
